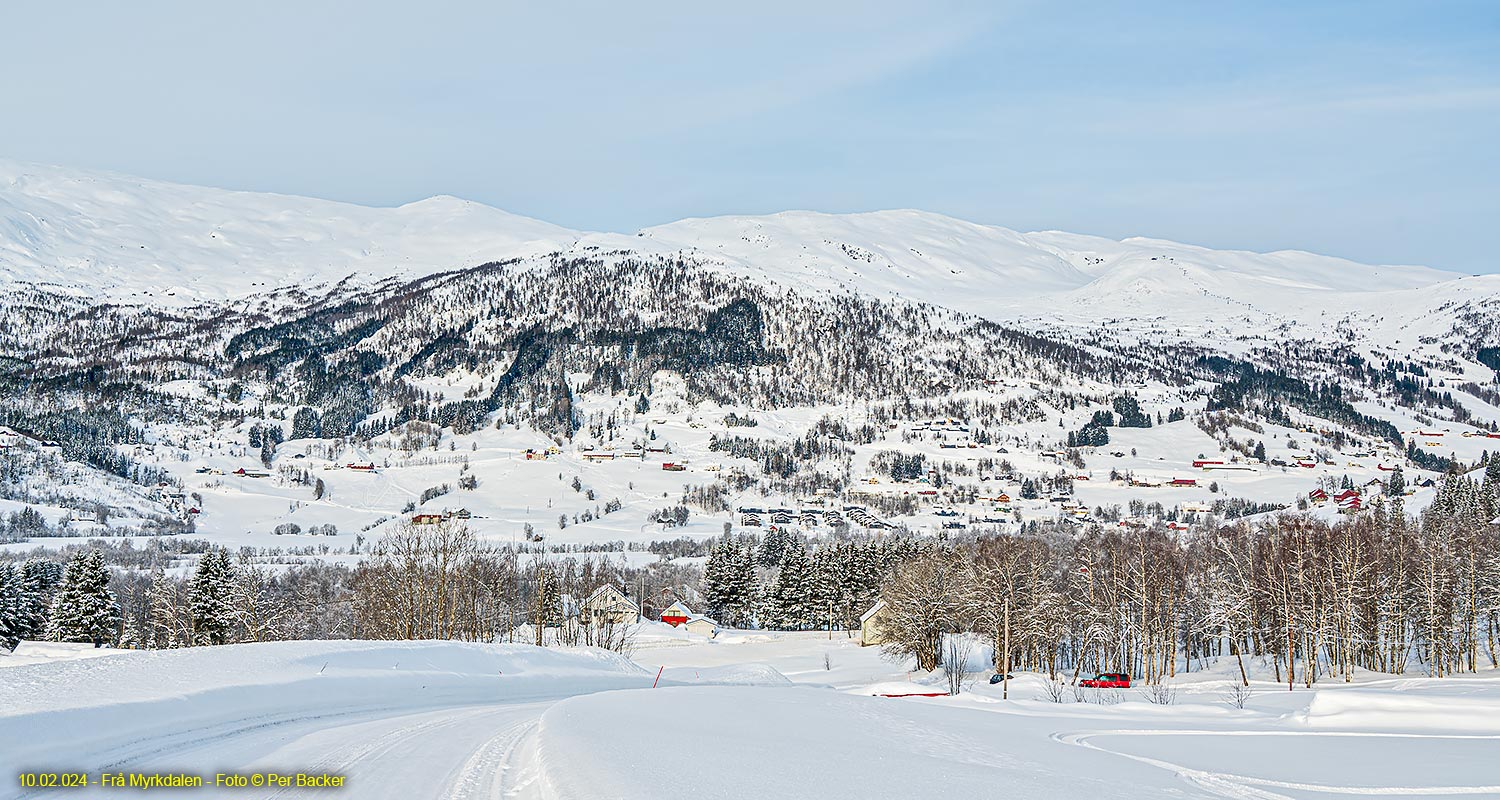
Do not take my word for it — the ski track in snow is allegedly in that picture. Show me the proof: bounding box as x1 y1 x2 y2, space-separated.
9 701 553 800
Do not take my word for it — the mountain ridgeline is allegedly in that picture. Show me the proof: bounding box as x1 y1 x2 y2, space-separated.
0 160 1496 493
0 244 1488 491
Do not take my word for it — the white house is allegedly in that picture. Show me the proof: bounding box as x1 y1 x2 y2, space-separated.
859 600 890 647
581 585 639 625
682 614 720 637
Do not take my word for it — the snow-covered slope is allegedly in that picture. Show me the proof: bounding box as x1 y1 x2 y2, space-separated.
0 160 577 303
607 209 1095 307
0 159 1490 330
606 210 1473 322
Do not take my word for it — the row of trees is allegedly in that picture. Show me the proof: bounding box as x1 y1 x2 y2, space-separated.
878 472 1500 682
700 533 919 629
9 469 1495 683
2 520 702 653
0 552 111 649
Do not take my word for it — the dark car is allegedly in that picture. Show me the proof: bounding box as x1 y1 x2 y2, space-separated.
1079 672 1131 688
987 673 1014 684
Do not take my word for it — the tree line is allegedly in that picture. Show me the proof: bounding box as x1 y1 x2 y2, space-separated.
877 470 1499 682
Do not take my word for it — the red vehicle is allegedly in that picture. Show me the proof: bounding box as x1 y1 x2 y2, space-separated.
1079 672 1131 689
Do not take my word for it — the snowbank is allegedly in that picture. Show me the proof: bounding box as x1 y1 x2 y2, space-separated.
1303 688 1500 733
0 640 127 669
658 663 792 686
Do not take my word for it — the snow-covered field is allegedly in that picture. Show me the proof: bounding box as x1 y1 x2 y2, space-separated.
4 635 1497 799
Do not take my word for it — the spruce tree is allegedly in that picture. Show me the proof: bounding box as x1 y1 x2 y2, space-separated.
47 551 121 646
732 541 759 627
534 565 564 643
806 546 841 632
0 563 20 651
190 549 236 646
756 528 795 569
702 537 747 624
1386 465 1406 497
16 559 57 640
764 544 811 630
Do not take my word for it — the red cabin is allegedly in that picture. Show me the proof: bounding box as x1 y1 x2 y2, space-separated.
660 601 693 627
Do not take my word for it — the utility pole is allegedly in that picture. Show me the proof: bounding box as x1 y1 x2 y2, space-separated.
828 600 833 640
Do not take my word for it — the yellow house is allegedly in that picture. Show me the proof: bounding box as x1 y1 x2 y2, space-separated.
859 600 890 647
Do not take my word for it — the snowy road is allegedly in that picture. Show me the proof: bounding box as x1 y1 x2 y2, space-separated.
12 700 552 800
0 643 661 800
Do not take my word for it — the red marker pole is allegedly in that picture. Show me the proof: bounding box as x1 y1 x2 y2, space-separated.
653 666 665 688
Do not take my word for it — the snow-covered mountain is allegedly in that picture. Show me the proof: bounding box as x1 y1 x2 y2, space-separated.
2 159 1488 328
0 160 577 303
612 211 1475 325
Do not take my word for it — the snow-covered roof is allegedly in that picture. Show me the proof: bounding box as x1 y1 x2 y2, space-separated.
860 599 887 623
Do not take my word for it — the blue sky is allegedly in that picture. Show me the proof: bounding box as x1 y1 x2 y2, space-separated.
2 1 1496 271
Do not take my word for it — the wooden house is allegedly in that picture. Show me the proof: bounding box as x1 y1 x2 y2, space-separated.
859 600 891 647
682 614 720 637
582 585 640 625
660 601 693 627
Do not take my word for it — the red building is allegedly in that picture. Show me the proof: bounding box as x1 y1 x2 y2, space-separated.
660 601 693 627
